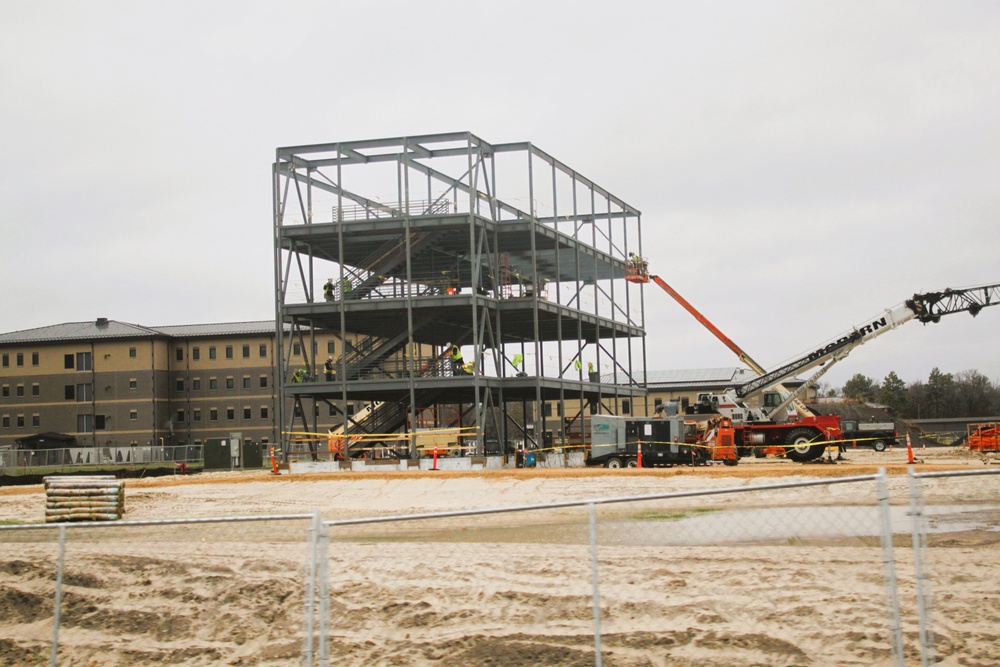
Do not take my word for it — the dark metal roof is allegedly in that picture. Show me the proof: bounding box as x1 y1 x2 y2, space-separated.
151 321 281 338
15 432 79 449
0 320 285 345
0 320 163 344
602 367 759 388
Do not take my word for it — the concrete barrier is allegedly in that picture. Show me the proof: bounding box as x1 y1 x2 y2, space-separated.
288 456 505 474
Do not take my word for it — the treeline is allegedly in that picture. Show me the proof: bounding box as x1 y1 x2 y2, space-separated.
825 369 1000 419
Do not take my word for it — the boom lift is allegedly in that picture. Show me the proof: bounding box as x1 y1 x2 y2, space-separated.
626 259 1000 462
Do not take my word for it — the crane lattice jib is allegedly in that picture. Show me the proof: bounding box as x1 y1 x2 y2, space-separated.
735 282 1000 399
909 283 1000 323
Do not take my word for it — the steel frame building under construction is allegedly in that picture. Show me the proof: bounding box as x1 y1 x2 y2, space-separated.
272 132 647 462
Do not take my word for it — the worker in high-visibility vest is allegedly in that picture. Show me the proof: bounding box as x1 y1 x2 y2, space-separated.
448 344 465 375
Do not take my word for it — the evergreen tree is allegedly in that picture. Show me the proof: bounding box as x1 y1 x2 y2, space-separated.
924 368 955 419
843 373 878 402
878 371 907 415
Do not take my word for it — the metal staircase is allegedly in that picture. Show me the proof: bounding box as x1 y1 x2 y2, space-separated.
341 347 459 454
337 229 451 300
330 313 443 381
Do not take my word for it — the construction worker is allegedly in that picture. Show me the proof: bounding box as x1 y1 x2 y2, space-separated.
512 353 523 372
588 362 599 383
628 252 648 274
323 279 334 302
324 356 335 381
448 344 464 376
292 368 308 383
341 277 352 297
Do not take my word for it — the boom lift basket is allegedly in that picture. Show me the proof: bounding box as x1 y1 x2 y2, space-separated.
625 263 649 283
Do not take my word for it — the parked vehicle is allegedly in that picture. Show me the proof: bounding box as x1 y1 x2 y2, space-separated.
842 420 898 451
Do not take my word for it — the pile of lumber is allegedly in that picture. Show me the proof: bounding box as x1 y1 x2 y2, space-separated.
44 475 124 523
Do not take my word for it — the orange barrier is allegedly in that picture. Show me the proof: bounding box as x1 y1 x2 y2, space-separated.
968 422 1000 451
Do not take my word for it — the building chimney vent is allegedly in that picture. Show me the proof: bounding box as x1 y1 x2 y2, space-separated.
96 318 109 327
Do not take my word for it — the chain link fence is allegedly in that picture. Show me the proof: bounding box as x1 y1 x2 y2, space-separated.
905 469 1000 667
312 474 907 667
1 468 998 666
1 515 314 666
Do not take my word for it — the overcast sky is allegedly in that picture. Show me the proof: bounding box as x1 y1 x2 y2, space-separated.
2 1 998 389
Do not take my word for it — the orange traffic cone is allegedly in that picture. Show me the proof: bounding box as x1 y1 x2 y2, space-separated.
636 439 643 468
906 433 916 465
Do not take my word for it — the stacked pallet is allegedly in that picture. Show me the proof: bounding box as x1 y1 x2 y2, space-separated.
44 475 125 523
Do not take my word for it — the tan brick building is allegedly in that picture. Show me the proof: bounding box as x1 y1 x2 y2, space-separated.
0 319 364 451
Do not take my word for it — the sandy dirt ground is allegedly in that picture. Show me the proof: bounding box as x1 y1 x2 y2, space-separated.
1 447 998 666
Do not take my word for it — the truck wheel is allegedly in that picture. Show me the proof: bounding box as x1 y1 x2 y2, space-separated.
605 457 624 469
872 440 887 452
626 459 639 468
753 448 767 459
784 428 826 463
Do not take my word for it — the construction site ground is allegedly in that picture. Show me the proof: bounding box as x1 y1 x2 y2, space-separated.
0 445 994 520
1 445 998 667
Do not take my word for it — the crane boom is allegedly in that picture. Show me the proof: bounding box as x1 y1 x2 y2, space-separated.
735 283 1000 399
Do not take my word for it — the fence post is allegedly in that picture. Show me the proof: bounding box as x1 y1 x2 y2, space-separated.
318 518 330 667
588 502 603 667
908 468 935 666
876 468 906 667
303 509 321 666
49 524 66 667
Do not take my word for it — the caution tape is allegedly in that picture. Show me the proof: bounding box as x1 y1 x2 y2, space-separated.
626 438 849 453
836 435 898 445
284 426 478 442
286 434 895 457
